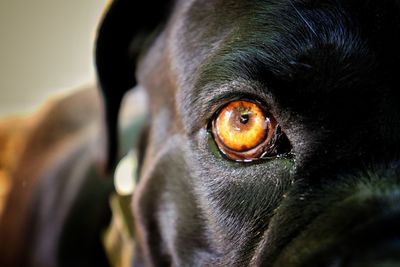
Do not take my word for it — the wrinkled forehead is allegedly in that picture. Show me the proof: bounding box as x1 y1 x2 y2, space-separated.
168 0 375 130
136 0 399 136
172 1 356 77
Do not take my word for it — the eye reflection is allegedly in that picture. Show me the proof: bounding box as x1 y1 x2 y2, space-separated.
211 100 291 161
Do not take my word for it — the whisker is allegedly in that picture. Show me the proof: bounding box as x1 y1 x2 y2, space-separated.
290 1 318 37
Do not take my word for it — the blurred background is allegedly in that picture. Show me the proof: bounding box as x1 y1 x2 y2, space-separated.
0 0 107 116
0 3 140 264
0 0 108 220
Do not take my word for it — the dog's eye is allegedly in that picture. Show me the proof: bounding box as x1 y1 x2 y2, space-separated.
211 100 291 161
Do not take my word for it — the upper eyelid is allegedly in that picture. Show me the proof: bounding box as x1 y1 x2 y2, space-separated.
185 80 274 135
207 93 268 121
201 82 272 120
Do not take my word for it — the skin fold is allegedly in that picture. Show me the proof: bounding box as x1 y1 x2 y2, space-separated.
95 0 400 266
2 1 399 266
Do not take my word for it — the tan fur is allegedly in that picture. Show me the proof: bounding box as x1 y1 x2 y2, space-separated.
0 86 103 266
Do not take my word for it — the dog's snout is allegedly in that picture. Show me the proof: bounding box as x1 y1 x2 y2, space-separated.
269 167 400 267
342 239 400 267
321 166 400 267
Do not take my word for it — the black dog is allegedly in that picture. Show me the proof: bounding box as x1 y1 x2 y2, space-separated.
96 0 400 266
3 0 398 266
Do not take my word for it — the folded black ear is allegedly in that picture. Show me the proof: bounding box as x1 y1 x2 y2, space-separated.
95 0 171 173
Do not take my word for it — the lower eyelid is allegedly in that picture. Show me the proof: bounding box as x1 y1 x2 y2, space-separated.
210 100 281 160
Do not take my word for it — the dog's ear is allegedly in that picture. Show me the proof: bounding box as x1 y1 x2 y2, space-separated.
95 0 171 173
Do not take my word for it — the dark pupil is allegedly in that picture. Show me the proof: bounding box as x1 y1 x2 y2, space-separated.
240 114 250 124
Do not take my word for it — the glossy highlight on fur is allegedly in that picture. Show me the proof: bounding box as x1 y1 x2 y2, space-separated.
95 0 400 266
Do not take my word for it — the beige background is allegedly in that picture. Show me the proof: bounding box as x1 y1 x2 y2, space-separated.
0 1 107 116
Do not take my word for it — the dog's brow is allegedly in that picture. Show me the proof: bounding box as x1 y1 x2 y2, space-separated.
185 73 271 135
196 80 268 109
180 1 376 135
184 43 372 135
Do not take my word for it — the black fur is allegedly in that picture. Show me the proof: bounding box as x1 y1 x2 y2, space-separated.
95 0 172 171
96 0 400 266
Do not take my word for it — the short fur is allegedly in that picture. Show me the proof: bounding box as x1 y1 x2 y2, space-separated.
77 0 400 266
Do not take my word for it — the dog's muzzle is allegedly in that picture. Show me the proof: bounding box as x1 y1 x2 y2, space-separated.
264 163 400 267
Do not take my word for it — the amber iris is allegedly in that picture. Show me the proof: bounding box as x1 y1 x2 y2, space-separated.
214 101 268 152
211 100 291 161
